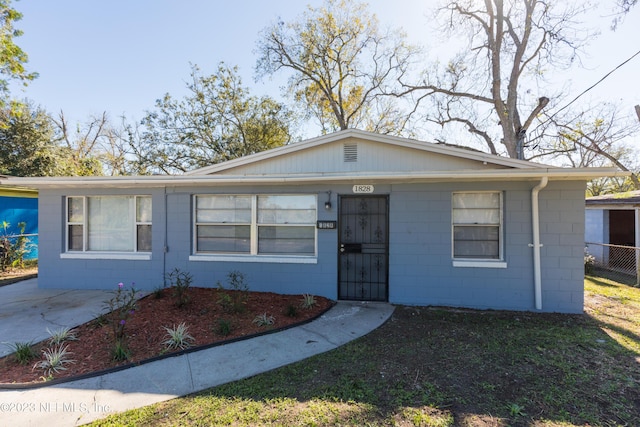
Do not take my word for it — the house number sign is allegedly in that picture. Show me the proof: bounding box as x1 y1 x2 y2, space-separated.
317 220 337 229
352 184 374 194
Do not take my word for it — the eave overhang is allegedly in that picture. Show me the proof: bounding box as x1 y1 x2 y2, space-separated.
0 168 628 190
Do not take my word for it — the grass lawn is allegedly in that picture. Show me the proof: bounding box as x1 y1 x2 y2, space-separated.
91 276 640 427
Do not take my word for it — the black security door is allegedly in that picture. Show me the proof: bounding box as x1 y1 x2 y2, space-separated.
338 195 388 301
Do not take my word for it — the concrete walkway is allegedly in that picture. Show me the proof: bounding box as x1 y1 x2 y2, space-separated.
0 280 394 426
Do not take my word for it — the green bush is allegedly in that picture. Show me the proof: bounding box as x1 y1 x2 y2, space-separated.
0 221 32 271
5 341 37 365
285 303 298 317
165 268 193 308
217 271 250 314
216 318 232 336
584 248 596 274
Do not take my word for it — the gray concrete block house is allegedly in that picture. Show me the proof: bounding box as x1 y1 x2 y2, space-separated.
3 130 623 313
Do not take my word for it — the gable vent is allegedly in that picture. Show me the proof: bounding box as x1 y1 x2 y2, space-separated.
343 143 358 162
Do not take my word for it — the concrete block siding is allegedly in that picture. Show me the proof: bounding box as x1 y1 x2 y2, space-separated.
36 180 586 313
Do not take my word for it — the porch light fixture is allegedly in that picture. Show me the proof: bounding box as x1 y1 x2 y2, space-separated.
324 191 332 210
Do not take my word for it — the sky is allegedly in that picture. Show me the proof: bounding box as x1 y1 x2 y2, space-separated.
9 0 640 141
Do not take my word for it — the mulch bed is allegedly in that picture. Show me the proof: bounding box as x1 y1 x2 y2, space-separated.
0 287 332 385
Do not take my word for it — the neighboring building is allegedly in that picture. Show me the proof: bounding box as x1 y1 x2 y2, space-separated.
0 185 38 259
2 130 624 313
585 191 640 273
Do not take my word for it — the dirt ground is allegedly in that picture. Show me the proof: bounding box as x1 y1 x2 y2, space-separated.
0 266 38 287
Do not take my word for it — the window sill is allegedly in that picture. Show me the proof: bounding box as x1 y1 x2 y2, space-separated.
189 254 318 264
61 252 152 261
452 260 507 268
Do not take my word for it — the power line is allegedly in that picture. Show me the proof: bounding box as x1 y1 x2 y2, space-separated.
547 48 640 121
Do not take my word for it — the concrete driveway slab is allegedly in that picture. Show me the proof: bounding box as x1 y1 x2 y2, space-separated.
0 279 110 357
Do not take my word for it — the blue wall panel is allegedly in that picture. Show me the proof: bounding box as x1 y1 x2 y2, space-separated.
0 196 38 259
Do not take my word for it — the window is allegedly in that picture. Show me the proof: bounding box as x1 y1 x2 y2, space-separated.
196 195 251 253
452 192 502 260
257 195 316 254
66 196 152 253
195 194 316 256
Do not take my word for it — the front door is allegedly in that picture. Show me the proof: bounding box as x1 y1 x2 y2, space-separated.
338 195 388 301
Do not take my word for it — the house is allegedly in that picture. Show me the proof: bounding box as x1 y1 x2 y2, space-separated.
0 185 38 260
1 130 625 313
585 191 640 274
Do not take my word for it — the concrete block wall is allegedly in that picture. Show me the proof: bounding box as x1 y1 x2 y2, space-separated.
388 181 536 311
36 180 586 313
164 184 339 300
539 181 586 313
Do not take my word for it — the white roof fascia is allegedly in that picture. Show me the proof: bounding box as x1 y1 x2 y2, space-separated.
186 129 551 176
586 204 639 210
3 167 627 189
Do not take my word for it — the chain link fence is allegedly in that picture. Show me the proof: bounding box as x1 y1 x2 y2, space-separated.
585 242 639 286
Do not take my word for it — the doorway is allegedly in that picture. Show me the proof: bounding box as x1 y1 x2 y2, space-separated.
338 195 389 301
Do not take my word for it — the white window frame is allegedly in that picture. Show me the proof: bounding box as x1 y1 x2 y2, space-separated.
62 195 152 260
451 191 507 268
135 196 153 252
190 194 318 264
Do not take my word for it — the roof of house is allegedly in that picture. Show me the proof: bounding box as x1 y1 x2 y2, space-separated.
0 186 38 198
586 190 640 207
0 129 628 189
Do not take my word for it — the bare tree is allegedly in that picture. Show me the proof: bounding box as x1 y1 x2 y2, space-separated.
400 0 594 159
53 111 132 176
256 0 418 134
535 104 640 192
100 116 137 176
611 0 638 29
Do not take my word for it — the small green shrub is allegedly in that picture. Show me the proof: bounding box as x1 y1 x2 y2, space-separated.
152 284 166 299
111 339 131 362
33 345 75 377
217 270 250 314
253 313 275 327
101 282 138 362
216 318 232 336
300 294 317 309
5 341 37 365
91 313 108 329
285 303 298 317
162 322 195 350
165 268 193 308
584 248 596 274
217 292 235 313
103 282 138 342
507 402 526 417
47 326 78 345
